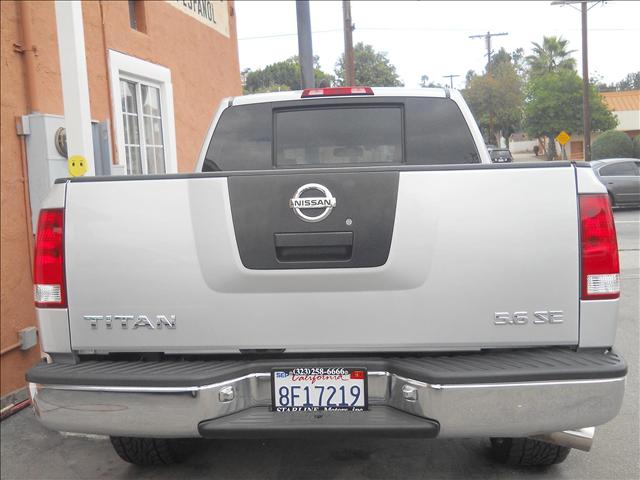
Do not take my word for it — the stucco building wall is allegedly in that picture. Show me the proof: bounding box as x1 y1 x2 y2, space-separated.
0 0 241 398
1 0 41 402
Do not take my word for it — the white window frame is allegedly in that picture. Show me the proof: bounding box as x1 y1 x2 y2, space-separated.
108 49 178 174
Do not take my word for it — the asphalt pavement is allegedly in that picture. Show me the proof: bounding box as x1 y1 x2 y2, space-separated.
512 152 543 162
1 210 638 480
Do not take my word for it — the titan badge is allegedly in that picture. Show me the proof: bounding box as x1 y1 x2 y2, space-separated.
84 315 176 329
289 183 336 222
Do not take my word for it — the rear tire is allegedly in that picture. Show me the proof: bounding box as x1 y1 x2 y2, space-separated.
490 437 571 466
110 436 196 465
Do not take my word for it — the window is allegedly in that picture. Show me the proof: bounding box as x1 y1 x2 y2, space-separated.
404 97 479 165
128 0 137 28
128 0 146 32
204 103 272 172
120 79 165 175
109 50 177 175
276 107 402 167
203 97 479 172
600 162 638 177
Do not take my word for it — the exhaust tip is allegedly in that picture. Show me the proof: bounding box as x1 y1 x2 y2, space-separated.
533 427 595 452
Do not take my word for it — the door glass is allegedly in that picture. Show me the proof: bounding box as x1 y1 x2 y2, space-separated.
141 84 165 174
120 80 142 175
120 80 166 175
600 162 636 176
276 107 403 167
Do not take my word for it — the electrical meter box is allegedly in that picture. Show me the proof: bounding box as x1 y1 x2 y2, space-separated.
19 114 112 230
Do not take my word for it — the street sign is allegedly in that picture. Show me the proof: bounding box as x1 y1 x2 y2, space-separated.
556 131 571 146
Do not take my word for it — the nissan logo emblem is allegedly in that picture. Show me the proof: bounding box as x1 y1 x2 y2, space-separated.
289 183 336 222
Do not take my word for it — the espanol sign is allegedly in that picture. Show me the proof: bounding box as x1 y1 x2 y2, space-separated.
166 0 230 38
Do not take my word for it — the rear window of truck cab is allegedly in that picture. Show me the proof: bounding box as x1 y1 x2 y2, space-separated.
203 97 479 171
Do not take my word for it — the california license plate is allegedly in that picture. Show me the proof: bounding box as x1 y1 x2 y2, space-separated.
272 367 368 412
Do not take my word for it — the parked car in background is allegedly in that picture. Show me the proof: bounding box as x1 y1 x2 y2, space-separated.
591 158 640 207
489 148 513 163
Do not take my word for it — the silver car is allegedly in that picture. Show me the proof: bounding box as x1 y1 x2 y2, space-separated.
591 158 640 207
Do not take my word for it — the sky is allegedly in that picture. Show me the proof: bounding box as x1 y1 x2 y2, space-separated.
235 0 640 89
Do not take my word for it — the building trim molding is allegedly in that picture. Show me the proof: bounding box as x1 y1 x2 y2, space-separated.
107 50 178 174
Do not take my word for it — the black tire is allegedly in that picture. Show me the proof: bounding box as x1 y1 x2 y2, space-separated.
490 437 571 466
110 436 196 465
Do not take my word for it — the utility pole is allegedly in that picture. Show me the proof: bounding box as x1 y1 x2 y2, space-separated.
581 2 592 161
469 31 508 144
551 1 601 161
469 31 508 74
443 74 460 89
296 1 314 89
342 0 355 86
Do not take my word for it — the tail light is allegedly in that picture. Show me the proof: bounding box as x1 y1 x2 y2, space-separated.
579 194 619 300
34 209 66 307
301 86 374 98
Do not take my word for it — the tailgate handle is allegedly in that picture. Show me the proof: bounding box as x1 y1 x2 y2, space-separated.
274 232 353 263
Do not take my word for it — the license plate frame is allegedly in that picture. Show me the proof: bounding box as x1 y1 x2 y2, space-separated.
271 367 368 412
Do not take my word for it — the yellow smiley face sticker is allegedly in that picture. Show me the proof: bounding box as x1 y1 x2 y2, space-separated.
68 155 88 177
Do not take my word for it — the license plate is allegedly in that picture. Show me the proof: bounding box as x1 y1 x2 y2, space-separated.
272 367 368 412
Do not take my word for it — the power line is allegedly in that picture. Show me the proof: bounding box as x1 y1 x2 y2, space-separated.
238 26 635 41
469 31 509 72
238 29 341 41
551 0 604 12
443 74 460 88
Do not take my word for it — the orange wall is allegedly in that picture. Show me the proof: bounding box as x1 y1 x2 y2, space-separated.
98 1 242 170
0 0 42 399
0 0 241 397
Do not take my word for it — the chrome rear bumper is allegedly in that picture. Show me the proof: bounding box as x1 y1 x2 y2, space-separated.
28 371 625 439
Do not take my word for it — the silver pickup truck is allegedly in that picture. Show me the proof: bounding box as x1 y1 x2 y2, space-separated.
27 87 626 467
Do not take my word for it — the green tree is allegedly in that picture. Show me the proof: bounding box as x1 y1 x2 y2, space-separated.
244 56 334 93
526 36 576 78
633 135 640 159
492 47 512 67
596 71 640 92
420 75 442 88
463 55 523 147
524 69 618 160
591 130 634 160
493 47 527 79
617 71 640 90
511 47 527 78
464 69 477 87
335 43 403 87
250 84 292 94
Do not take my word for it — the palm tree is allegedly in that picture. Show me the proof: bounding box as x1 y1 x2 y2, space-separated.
526 36 576 78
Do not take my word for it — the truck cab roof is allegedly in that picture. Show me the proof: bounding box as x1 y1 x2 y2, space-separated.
231 87 450 106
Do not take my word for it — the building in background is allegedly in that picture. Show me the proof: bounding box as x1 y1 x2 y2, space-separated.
1 0 241 406
509 90 639 160
568 90 640 160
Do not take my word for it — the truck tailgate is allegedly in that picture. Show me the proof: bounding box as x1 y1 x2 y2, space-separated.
64 165 579 353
